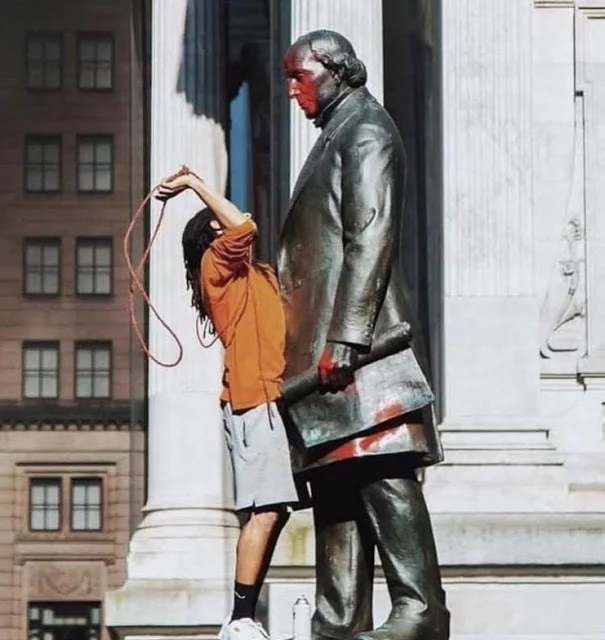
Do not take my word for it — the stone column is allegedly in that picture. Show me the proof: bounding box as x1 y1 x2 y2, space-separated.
438 0 548 459
426 0 565 538
289 1 383 190
106 1 238 637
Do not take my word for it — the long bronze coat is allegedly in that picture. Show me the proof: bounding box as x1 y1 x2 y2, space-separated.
277 87 442 467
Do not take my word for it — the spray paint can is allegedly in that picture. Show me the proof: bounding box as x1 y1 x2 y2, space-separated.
293 594 311 640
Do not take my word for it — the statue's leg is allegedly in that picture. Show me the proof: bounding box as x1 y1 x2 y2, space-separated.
309 464 375 640
356 470 450 640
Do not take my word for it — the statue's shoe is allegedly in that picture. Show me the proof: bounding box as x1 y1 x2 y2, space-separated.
350 607 448 640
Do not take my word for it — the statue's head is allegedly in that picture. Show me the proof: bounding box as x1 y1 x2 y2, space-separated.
284 30 367 120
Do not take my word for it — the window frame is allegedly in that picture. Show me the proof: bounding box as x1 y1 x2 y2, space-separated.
70 477 103 532
75 236 113 297
22 341 60 400
17 466 113 542
25 31 63 91
74 341 112 400
28 477 62 532
22 237 61 297
23 135 62 194
76 134 114 194
76 31 115 92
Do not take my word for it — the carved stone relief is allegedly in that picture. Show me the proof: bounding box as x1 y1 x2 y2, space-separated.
27 562 102 600
540 94 588 360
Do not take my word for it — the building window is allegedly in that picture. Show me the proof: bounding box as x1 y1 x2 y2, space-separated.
26 33 62 90
28 602 101 639
23 238 60 296
29 478 61 531
75 343 111 399
71 478 102 531
77 136 113 192
25 136 61 193
78 33 113 90
76 238 112 295
23 342 59 399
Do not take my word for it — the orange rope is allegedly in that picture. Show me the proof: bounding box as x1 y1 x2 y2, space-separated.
125 165 264 375
124 166 193 367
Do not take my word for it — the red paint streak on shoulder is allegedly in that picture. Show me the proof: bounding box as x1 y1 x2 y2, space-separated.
374 402 404 424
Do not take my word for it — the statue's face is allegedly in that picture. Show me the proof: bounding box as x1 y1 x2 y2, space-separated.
284 44 340 119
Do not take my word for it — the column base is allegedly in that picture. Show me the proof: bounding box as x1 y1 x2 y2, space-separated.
123 508 239 581
105 508 239 638
105 578 228 639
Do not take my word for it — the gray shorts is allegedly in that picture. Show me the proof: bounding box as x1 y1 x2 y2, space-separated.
222 401 299 512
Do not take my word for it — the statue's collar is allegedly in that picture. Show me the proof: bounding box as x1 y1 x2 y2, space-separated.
314 87 360 129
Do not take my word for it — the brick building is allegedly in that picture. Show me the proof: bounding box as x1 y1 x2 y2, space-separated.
0 1 146 638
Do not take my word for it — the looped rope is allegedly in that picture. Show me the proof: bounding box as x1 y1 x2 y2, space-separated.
124 165 196 368
125 165 266 386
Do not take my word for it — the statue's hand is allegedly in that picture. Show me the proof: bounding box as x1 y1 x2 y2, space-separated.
318 341 359 392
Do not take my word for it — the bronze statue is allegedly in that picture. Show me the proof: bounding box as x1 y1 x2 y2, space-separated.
278 30 450 640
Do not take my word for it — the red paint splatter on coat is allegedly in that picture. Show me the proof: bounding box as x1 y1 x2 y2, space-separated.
374 402 404 424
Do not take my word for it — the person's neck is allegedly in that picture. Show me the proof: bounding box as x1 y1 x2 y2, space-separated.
314 86 354 129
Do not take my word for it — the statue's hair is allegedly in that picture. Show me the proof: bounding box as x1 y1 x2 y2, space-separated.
293 30 367 88
182 208 217 323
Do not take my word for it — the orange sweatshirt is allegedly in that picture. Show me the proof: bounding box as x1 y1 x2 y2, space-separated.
200 219 286 410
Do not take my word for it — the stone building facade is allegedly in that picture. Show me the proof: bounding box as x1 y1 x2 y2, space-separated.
1 1 604 639
0 1 146 638
106 1 605 639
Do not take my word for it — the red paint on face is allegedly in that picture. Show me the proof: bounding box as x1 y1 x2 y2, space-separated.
284 45 333 119
374 402 404 424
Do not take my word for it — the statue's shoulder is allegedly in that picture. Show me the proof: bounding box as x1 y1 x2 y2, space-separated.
338 101 403 155
337 89 399 134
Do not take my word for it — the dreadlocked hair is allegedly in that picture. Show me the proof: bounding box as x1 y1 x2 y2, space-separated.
182 208 217 323
182 208 281 339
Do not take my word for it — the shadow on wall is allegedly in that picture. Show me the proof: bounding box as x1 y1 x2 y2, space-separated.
176 0 224 121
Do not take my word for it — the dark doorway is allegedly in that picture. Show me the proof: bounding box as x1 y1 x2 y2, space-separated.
226 0 290 264
383 0 444 420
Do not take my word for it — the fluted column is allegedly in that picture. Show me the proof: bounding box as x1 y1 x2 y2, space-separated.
289 1 383 191
441 0 540 426
106 1 237 636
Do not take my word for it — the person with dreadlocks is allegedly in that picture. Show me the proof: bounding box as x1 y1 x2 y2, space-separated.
157 169 300 640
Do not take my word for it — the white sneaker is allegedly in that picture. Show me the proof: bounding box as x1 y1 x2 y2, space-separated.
219 617 270 640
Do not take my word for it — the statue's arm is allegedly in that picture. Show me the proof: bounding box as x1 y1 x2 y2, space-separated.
326 123 401 347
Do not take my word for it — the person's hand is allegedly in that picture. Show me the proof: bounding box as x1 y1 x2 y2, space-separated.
318 341 359 392
155 171 193 201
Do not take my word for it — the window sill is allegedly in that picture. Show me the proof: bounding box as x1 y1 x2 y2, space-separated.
26 86 63 92
77 86 115 93
75 292 114 299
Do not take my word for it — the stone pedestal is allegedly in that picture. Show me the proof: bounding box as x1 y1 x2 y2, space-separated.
289 0 383 189
105 1 238 637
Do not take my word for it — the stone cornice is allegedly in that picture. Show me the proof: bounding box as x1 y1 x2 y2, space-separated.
0 400 145 431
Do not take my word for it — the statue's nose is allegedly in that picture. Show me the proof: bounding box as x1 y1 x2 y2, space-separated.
287 80 298 99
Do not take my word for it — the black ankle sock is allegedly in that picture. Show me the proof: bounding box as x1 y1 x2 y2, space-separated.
231 581 259 621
